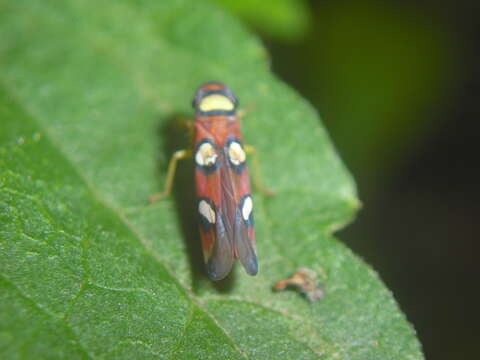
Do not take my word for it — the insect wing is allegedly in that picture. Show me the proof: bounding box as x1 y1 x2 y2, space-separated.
195 143 234 280
195 144 258 279
220 144 258 276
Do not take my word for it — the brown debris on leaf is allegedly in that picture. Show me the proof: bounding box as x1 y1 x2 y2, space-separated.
274 268 325 302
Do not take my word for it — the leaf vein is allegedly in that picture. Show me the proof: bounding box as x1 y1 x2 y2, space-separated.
0 273 94 359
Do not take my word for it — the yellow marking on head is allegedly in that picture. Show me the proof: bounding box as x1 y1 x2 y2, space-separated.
199 94 234 112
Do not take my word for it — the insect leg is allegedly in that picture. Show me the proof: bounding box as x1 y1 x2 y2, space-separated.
237 104 255 120
244 145 275 196
178 118 195 144
149 149 192 203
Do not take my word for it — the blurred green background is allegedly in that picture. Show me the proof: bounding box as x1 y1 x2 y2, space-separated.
214 0 479 359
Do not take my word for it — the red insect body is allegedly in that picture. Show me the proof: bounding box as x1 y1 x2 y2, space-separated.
192 82 257 280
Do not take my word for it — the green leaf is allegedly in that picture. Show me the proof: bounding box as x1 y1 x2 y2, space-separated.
211 0 312 41
0 0 423 359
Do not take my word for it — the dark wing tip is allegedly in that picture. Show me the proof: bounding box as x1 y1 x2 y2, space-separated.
234 209 259 276
206 258 233 281
206 256 257 279
205 212 235 281
240 252 258 276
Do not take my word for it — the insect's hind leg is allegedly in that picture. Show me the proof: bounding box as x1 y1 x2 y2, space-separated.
149 149 192 203
244 145 275 196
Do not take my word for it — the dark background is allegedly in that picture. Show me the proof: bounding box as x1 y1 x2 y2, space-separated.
215 0 479 358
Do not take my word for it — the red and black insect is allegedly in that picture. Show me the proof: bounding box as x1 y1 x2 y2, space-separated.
150 82 272 280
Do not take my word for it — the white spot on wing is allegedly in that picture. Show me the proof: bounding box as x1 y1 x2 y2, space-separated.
199 200 216 224
242 196 253 221
228 141 246 166
195 142 217 167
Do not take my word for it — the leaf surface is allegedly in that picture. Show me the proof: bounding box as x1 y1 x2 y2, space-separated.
212 0 312 41
0 0 423 359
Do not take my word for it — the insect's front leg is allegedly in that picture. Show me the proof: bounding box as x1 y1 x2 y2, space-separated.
244 145 275 196
236 104 255 120
180 119 195 144
149 149 192 203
